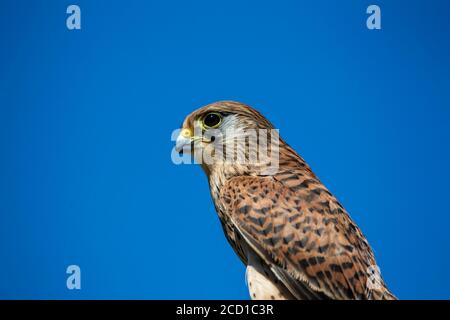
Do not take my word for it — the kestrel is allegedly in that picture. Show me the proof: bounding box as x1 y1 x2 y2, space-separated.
175 101 396 300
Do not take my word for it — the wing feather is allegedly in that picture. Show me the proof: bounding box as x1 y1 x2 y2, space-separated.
219 175 394 300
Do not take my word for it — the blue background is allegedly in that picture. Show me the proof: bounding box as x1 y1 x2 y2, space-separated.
1 0 449 299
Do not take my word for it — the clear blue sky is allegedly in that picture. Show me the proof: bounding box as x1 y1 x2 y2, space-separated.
1 0 450 299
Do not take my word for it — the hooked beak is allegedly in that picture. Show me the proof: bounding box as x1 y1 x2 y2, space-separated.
175 128 200 154
175 135 193 154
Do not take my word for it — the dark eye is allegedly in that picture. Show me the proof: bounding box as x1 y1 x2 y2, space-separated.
202 112 222 129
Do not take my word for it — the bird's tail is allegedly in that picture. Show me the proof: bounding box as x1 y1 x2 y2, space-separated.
370 287 397 300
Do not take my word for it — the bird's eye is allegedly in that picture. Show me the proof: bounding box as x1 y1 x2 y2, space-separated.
202 112 222 129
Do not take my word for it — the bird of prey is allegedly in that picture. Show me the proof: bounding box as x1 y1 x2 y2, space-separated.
175 101 395 300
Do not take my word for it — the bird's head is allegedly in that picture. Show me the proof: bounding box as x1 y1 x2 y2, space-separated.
175 101 281 178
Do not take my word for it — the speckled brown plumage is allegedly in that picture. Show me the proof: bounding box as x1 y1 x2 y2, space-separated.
177 101 396 300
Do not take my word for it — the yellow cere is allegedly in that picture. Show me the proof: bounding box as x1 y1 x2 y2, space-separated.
181 128 192 138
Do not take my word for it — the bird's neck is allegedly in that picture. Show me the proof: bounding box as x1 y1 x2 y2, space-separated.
204 161 249 203
203 140 314 202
